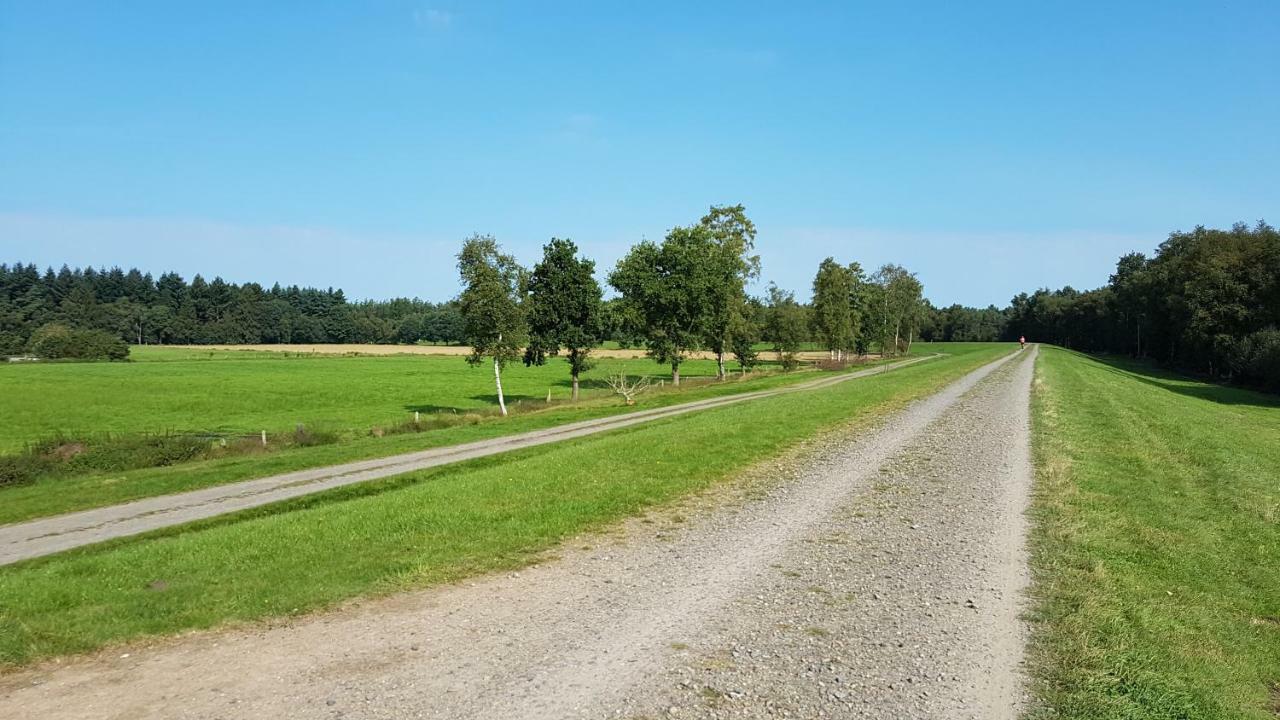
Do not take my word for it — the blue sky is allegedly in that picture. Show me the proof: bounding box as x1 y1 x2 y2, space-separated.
1 1 1276 306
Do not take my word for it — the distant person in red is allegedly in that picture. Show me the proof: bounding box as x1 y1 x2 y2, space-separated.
1019 335 1027 349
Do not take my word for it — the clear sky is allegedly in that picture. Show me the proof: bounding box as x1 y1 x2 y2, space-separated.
1 2 1276 307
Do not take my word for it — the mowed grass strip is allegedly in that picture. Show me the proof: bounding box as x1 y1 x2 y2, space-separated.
0 348 945 525
1027 348 1280 719
0 344 1009 667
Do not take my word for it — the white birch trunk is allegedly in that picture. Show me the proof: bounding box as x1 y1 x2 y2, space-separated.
494 357 507 416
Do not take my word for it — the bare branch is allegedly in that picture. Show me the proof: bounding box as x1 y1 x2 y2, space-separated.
604 374 653 405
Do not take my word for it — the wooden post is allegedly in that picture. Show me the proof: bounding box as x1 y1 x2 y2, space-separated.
261 430 267 446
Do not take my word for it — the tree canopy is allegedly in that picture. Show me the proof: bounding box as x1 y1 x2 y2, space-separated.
457 235 527 415
811 258 856 359
523 238 603 400
1004 222 1280 390
608 225 720 385
7 216 1277 395
697 204 760 378
0 263 463 355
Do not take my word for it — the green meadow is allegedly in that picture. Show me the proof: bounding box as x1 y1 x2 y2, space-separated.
1028 348 1280 720
0 345 957 525
0 346 729 451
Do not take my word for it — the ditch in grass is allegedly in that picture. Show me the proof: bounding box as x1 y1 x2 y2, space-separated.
0 345 1012 667
1027 347 1280 720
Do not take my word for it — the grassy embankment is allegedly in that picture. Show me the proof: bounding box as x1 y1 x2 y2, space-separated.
1028 347 1280 719
0 346 930 525
0 343 1010 666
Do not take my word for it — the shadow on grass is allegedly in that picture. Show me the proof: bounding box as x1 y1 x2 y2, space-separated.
401 403 473 414
1069 349 1280 409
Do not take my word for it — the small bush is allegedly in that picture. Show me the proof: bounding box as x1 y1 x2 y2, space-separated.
27 324 129 361
291 426 339 447
1236 328 1280 392
0 427 346 487
0 453 57 487
377 412 484 437
66 434 207 472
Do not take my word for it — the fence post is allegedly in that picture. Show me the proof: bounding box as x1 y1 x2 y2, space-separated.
261 430 267 446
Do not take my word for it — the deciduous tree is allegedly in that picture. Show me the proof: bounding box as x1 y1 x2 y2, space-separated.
457 234 527 415
766 284 808 371
699 204 761 379
811 258 855 360
609 226 718 386
523 238 603 401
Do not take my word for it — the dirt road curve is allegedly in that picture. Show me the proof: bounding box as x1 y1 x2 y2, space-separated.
0 347 1036 719
0 355 934 566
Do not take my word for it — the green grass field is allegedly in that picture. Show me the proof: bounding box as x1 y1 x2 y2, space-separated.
1028 348 1280 719
0 343 1010 666
0 346 731 452
0 346 940 525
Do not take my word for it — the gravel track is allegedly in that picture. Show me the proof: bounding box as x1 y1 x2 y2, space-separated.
0 347 1035 719
0 354 934 566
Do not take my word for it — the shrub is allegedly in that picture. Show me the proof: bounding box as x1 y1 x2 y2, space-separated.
1237 328 1280 392
0 331 28 357
0 426 347 487
27 324 129 361
65 434 207 472
0 453 56 487
291 426 339 447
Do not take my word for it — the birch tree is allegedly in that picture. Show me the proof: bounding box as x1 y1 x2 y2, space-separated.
872 264 925 355
699 204 761 379
457 235 527 416
811 258 855 360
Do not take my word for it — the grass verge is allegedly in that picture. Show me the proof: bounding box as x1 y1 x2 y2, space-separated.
0 344 1009 667
1027 347 1280 719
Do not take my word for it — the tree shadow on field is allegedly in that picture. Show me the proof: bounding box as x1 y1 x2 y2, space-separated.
547 377 615 391
401 403 471 414
1075 350 1280 409
466 394 542 405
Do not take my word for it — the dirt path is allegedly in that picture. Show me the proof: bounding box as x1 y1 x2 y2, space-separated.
0 347 1036 719
0 355 936 566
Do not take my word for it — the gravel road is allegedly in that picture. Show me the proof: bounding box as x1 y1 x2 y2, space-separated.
0 354 934 566
0 347 1036 720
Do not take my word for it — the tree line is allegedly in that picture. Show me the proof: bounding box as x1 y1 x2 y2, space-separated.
0 264 468 354
456 205 928 413
1004 222 1280 391
6 217 1274 392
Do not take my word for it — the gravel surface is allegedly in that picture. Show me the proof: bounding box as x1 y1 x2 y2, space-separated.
0 347 1035 720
